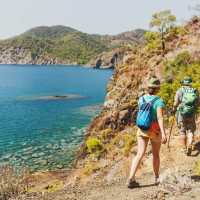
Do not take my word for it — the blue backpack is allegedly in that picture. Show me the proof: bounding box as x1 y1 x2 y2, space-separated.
136 96 159 130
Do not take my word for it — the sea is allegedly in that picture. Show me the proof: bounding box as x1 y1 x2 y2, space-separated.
0 65 113 171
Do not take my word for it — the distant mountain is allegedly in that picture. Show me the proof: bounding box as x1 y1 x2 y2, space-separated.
105 29 145 46
0 26 145 66
21 25 78 38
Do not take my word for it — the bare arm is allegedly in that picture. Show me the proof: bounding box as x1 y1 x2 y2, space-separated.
157 107 167 144
173 91 180 111
157 107 165 135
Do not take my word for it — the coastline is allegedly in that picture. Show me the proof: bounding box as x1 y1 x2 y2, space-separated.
0 63 114 69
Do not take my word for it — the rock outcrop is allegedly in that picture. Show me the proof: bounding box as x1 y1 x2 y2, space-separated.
88 47 133 69
0 47 61 65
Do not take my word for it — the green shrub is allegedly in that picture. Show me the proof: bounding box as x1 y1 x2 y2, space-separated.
158 81 180 109
159 51 200 110
86 137 103 154
83 161 100 175
144 31 162 53
164 51 191 73
99 128 113 142
123 134 136 156
166 26 188 40
194 160 200 176
112 133 136 156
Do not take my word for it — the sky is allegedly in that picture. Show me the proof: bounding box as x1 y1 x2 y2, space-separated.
0 0 197 39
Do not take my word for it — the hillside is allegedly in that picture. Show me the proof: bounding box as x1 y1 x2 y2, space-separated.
0 17 200 200
0 26 145 66
44 16 200 199
2 16 200 200
22 26 77 38
69 16 200 199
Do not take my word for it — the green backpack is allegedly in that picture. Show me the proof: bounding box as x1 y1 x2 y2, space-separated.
179 87 198 117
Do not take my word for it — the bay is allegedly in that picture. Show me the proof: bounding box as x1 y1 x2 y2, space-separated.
0 65 112 171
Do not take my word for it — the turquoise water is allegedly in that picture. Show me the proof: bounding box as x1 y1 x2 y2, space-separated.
0 65 112 171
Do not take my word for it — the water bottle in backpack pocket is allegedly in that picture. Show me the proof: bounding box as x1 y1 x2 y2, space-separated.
136 97 159 130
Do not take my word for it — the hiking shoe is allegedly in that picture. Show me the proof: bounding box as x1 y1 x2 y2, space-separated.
180 147 187 155
187 145 192 156
126 179 139 189
155 177 160 185
192 144 195 151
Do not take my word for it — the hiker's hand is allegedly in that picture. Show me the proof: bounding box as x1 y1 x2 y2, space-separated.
161 133 167 144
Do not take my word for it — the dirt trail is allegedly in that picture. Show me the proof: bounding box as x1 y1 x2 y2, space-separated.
71 135 200 200
19 126 200 200
24 133 200 200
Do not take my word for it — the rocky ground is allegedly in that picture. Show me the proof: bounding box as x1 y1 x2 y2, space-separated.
13 130 200 200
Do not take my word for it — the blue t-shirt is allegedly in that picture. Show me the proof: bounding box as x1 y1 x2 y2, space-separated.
138 95 165 121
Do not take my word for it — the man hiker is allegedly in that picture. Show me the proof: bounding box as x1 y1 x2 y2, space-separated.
127 76 167 188
173 76 199 156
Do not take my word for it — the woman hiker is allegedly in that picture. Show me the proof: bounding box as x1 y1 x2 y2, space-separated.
127 76 167 188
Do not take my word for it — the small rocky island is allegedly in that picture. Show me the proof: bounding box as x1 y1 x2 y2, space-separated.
37 94 86 100
22 94 86 101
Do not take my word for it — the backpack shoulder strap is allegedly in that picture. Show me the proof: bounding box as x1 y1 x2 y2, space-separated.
138 96 145 107
150 96 159 105
191 87 198 93
180 87 187 102
181 87 186 93
142 96 146 103
142 96 159 105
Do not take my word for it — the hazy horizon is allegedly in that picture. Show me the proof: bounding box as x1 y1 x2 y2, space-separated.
0 0 198 39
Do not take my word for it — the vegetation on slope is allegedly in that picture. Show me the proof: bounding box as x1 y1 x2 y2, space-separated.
22 25 77 38
159 51 200 109
77 15 200 179
2 13 200 200
0 26 145 65
0 32 108 65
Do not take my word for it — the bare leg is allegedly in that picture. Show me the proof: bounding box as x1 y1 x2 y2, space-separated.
187 131 194 147
151 140 161 178
179 133 187 149
178 117 187 150
128 136 149 180
187 131 194 156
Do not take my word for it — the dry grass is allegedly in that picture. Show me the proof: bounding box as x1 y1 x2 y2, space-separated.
0 166 29 200
112 132 136 156
83 161 100 176
194 160 200 176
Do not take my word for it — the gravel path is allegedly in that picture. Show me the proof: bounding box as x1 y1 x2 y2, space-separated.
14 134 200 200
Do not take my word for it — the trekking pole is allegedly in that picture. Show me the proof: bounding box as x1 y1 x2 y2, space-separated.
167 115 175 151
